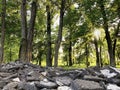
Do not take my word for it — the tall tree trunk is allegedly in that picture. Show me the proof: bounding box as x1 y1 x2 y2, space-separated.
9 48 12 61
19 0 27 61
46 5 52 67
38 52 42 66
113 0 120 63
68 31 72 66
94 39 100 67
0 0 6 63
54 0 65 67
100 46 103 67
99 0 115 66
85 44 89 67
27 0 37 62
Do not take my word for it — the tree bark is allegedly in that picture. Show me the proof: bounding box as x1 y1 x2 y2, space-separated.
100 46 103 67
9 48 12 61
99 0 115 66
19 0 27 61
68 31 72 66
46 5 52 67
113 0 120 63
0 0 6 63
54 0 65 67
94 39 100 67
27 0 37 62
85 44 89 67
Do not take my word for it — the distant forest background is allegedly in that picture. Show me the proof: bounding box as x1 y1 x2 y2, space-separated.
0 0 120 68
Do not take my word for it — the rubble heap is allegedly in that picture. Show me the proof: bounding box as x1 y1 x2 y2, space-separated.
0 60 120 90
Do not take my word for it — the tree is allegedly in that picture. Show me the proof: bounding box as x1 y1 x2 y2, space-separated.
46 5 52 67
0 0 6 63
94 38 100 67
19 0 27 61
99 0 115 66
27 0 38 62
85 44 89 67
68 29 73 66
113 0 120 64
54 0 65 67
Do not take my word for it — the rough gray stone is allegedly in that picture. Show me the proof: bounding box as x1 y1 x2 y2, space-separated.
83 75 105 82
17 82 37 90
71 79 104 90
0 72 11 77
0 81 8 88
54 76 73 86
3 82 18 90
35 80 57 89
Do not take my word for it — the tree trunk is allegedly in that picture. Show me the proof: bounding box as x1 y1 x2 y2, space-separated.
100 46 103 67
19 0 27 61
9 47 12 61
113 0 120 64
27 0 37 62
54 0 65 67
38 52 42 66
68 31 72 66
99 0 115 67
0 0 6 63
46 5 52 67
94 39 100 67
85 44 89 67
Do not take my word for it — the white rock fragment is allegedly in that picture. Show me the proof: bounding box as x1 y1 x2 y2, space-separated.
57 86 72 90
41 71 47 76
29 82 35 85
40 80 57 88
100 69 117 78
28 71 34 75
107 84 120 90
12 77 20 82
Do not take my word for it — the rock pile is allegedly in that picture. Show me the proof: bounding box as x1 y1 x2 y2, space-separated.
0 60 120 90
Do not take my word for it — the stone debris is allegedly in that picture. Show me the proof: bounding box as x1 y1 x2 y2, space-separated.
100 69 117 78
107 84 120 90
71 79 104 90
0 60 120 90
58 86 72 90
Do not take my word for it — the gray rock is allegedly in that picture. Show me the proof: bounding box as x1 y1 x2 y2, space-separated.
3 82 18 90
1 61 120 90
54 76 72 86
35 80 57 89
107 78 120 86
0 81 8 88
17 82 37 90
41 88 57 90
3 73 18 80
1 62 23 72
26 76 39 81
0 72 11 77
28 70 41 77
83 75 105 82
71 79 104 90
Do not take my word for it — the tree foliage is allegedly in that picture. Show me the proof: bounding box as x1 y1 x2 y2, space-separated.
0 0 120 67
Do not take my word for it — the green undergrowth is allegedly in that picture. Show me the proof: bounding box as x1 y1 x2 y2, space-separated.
31 59 120 69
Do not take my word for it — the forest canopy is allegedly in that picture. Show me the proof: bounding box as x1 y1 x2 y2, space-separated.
0 0 120 68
